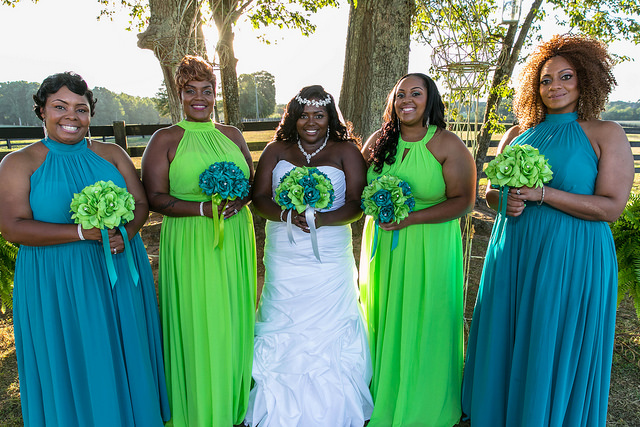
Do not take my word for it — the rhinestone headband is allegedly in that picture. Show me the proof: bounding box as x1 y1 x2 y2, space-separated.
295 94 332 107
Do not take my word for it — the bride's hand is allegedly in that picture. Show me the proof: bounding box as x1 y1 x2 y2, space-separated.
290 210 316 233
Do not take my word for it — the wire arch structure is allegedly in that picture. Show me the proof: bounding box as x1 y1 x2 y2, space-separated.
425 0 503 333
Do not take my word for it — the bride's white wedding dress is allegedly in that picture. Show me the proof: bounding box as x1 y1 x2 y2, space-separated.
244 160 373 427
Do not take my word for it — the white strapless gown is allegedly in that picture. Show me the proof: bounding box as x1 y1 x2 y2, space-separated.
244 160 373 427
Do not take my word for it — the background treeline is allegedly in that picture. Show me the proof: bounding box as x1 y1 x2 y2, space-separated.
3 79 639 126
450 99 640 124
0 81 171 126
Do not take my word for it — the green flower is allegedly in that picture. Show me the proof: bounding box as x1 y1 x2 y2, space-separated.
484 144 553 189
70 180 135 229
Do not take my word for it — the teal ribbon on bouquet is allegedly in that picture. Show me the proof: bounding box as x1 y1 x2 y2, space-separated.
276 166 335 263
99 226 140 288
70 180 139 288
199 161 251 250
361 175 415 260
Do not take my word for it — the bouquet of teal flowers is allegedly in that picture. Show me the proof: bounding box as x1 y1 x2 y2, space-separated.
361 175 415 224
199 161 250 249
361 175 415 258
275 166 334 262
275 166 335 214
70 180 138 288
484 144 552 189
199 161 250 204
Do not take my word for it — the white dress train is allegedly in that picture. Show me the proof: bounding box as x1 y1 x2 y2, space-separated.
244 160 373 427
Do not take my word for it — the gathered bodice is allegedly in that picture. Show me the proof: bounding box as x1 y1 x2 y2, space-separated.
513 112 597 195
30 137 126 224
169 120 249 202
366 125 444 210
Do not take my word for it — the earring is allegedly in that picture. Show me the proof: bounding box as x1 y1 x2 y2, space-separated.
42 120 48 139
86 127 92 144
326 126 330 138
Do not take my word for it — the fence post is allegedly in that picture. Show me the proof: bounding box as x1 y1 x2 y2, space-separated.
113 121 128 152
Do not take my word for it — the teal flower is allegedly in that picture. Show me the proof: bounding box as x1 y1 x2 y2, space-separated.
199 161 250 205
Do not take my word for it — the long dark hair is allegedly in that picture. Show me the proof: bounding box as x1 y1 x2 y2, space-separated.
273 85 360 145
370 73 446 173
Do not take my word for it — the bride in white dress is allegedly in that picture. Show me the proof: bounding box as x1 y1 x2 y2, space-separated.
246 86 373 427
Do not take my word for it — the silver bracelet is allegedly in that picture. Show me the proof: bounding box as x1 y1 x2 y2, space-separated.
77 223 85 241
538 186 545 206
280 209 286 222
199 201 205 217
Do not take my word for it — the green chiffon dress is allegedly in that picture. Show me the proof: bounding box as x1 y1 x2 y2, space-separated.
359 125 464 426
159 120 257 426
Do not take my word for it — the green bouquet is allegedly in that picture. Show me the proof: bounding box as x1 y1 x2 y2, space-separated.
70 180 135 229
484 144 553 188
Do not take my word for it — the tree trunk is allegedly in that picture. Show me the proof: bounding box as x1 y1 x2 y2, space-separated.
475 0 544 182
137 0 207 124
339 0 415 141
214 18 242 128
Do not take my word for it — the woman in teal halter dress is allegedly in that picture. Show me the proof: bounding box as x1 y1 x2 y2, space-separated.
360 73 476 426
0 73 169 425
462 35 634 426
142 56 256 427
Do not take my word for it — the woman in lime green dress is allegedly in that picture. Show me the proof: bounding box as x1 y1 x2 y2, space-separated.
359 73 476 426
142 56 256 427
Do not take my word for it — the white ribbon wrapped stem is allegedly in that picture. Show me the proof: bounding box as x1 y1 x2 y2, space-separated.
305 207 322 263
286 209 296 245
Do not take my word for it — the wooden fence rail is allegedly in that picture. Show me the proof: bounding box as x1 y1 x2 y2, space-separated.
2 121 639 173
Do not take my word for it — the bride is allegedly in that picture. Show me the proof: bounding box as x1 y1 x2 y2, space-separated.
245 85 373 426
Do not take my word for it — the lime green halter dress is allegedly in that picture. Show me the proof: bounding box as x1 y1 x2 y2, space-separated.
360 125 464 426
160 120 257 426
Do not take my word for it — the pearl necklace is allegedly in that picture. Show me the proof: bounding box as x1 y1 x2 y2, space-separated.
297 133 329 164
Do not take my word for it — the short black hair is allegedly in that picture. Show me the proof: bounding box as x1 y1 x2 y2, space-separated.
33 72 97 120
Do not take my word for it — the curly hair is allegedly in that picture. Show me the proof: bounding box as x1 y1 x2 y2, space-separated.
175 55 216 93
370 73 446 173
33 72 97 120
513 34 616 130
273 85 360 146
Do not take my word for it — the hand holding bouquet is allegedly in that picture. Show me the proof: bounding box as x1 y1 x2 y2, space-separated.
275 166 334 262
361 175 415 257
199 161 251 249
70 180 138 287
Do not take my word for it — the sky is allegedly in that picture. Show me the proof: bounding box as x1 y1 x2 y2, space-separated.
0 0 638 105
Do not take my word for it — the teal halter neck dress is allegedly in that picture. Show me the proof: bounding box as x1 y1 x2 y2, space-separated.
463 112 618 426
13 137 170 426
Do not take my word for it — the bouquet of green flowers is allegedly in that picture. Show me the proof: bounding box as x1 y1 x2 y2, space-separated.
70 180 138 287
361 175 415 258
199 161 251 249
361 175 415 224
484 144 553 218
275 166 334 262
484 144 552 189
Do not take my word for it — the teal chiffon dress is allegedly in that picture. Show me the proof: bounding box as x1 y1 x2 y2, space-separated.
462 112 618 426
13 137 170 426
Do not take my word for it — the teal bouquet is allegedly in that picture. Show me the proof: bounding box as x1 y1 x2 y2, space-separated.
361 175 415 258
484 144 553 221
199 161 250 249
275 166 334 262
70 180 138 287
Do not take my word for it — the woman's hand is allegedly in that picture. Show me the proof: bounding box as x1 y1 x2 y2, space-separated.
282 209 314 233
107 228 124 254
506 186 545 217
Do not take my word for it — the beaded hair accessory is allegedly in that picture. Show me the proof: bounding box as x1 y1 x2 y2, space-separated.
295 94 332 107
